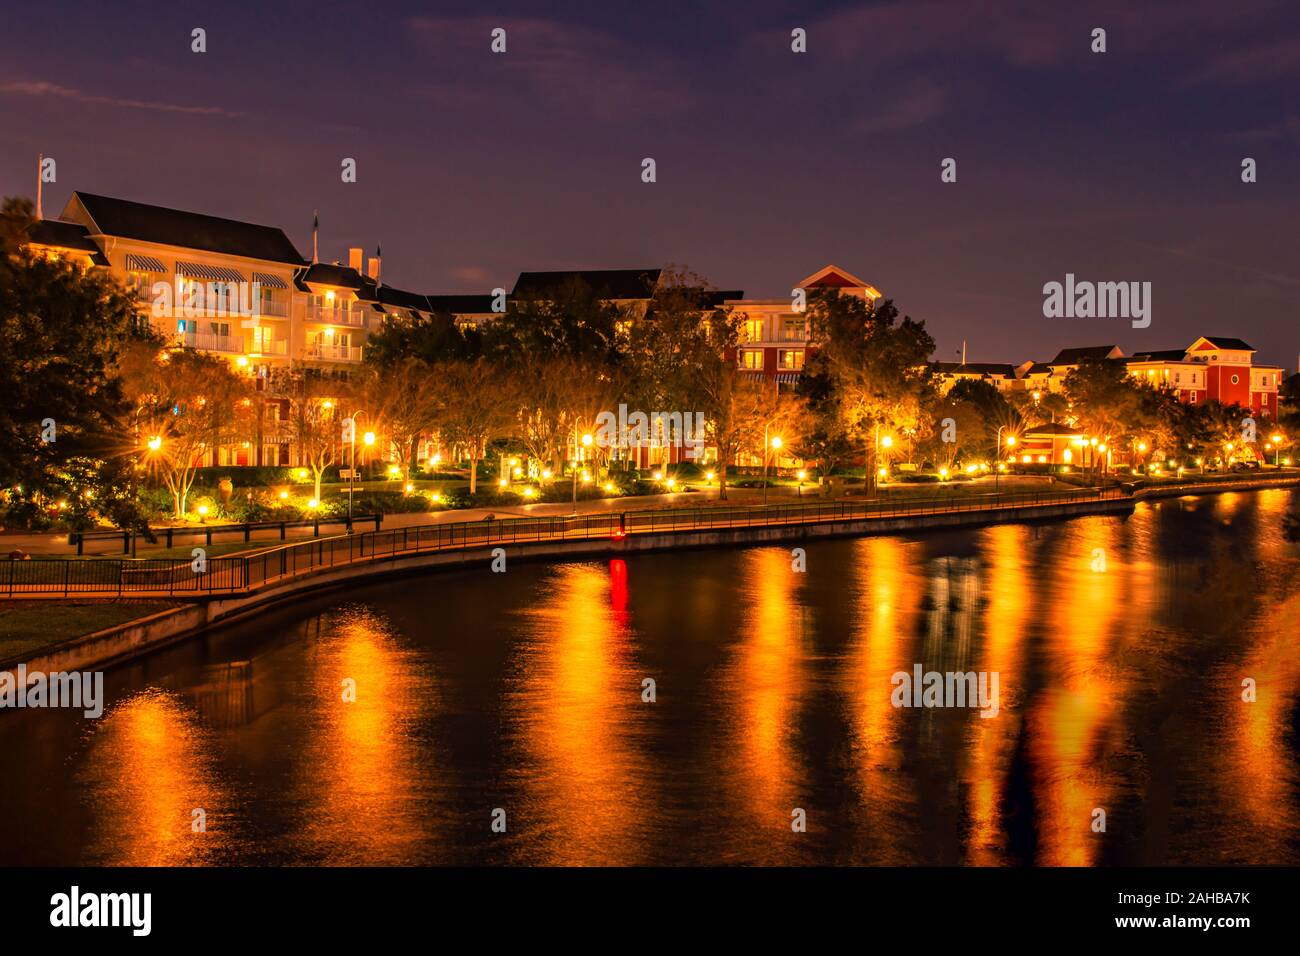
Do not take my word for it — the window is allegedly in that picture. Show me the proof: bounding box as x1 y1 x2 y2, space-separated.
739 350 762 370
1231 373 1240 385
781 317 806 341
779 349 805 370
208 321 230 338
251 326 277 354
744 319 765 343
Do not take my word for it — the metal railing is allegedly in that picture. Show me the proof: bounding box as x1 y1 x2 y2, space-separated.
308 343 363 361
7 488 1126 599
306 304 367 327
67 514 383 555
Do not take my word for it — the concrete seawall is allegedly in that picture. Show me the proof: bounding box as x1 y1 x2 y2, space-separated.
8 477 1296 679
1 495 1137 677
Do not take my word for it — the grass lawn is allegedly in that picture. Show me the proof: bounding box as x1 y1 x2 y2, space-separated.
0 601 178 661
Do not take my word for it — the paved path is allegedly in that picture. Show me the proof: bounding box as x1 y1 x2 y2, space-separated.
0 476 1061 558
2 482 1110 600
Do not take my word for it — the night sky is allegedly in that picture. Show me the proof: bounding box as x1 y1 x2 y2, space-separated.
3 0 1299 368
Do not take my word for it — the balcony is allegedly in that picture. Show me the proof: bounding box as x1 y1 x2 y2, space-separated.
248 339 289 358
307 303 367 327
309 343 363 362
184 332 243 353
254 298 290 318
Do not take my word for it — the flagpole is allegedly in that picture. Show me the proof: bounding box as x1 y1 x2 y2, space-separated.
35 154 43 220
312 210 318 263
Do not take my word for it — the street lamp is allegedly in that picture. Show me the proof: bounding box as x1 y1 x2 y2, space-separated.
1271 433 1283 467
572 428 593 515
344 410 371 531
995 427 1015 493
762 433 783 505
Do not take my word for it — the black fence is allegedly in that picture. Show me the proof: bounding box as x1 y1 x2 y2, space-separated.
11 487 1125 598
67 514 383 555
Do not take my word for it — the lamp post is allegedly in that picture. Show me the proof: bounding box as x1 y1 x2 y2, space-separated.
572 428 593 515
1272 433 1283 468
995 427 1015 494
344 411 373 532
762 432 783 505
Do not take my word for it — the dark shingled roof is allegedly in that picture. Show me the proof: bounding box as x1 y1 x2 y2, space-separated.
27 218 109 264
1048 345 1122 365
73 192 305 265
1198 336 1255 351
298 262 368 290
511 268 661 299
705 289 745 307
931 362 1017 376
1126 349 1190 362
376 285 431 313
426 294 499 314
297 262 386 303
1024 421 1085 436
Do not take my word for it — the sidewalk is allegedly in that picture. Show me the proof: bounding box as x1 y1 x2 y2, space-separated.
0 475 1059 557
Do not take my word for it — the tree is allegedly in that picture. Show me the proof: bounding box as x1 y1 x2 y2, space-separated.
284 371 343 501
799 293 936 494
440 358 518 494
0 198 142 501
356 357 444 481
364 310 477 367
1063 359 1145 475
129 349 254 517
938 378 1018 463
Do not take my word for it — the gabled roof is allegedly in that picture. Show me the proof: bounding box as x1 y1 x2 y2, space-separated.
26 219 110 265
1048 345 1123 365
1024 422 1084 437
68 192 305 265
511 269 661 300
798 264 881 297
1190 336 1254 351
298 262 369 291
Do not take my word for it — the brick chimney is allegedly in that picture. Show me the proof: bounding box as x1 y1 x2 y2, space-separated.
368 255 381 284
348 247 363 273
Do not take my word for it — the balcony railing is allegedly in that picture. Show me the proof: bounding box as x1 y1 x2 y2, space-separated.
309 343 363 362
307 303 367 327
248 339 289 357
255 298 290 318
184 332 243 353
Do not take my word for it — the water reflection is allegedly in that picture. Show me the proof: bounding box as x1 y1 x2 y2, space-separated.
285 606 440 864
506 562 648 864
78 689 226 865
1 489 1297 866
